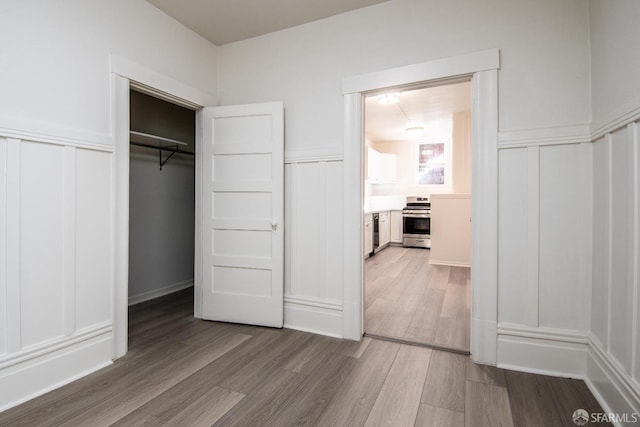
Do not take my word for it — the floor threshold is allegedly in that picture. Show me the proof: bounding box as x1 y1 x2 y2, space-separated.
364 332 471 356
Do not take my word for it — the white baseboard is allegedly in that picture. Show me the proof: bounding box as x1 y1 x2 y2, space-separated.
429 259 471 267
497 329 587 378
0 328 112 411
471 318 497 365
585 336 640 425
128 279 194 306
284 297 343 338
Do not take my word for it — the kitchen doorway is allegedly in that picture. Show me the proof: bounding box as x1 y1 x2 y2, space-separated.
343 50 499 364
362 81 472 353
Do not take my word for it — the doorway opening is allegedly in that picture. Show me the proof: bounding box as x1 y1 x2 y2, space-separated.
362 81 472 353
127 89 198 350
342 49 499 364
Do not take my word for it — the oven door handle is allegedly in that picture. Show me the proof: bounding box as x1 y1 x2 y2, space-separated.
403 213 430 218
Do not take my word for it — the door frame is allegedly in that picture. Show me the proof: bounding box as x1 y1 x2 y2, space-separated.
342 49 500 364
110 55 216 359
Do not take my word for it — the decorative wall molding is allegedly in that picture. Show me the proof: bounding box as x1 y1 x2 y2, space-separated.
5 138 21 354
284 159 345 338
586 334 640 417
110 54 216 108
342 48 499 94
284 147 343 164
0 120 112 151
585 115 640 419
0 328 112 411
498 324 588 345
498 124 591 148
525 146 540 328
497 332 587 379
0 323 111 370
0 139 7 357
0 135 114 410
63 146 77 337
128 280 194 306
632 122 640 383
591 95 640 141
284 300 343 338
284 295 343 311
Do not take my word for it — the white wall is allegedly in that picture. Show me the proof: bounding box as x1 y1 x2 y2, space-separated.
218 0 592 354
128 148 195 305
589 1 640 130
586 0 640 417
218 0 589 146
452 111 472 194
0 0 216 410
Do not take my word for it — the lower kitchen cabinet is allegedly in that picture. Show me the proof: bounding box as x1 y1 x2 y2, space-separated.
364 213 373 257
390 210 403 244
379 211 391 247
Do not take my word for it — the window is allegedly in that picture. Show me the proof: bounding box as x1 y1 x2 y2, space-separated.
417 142 446 185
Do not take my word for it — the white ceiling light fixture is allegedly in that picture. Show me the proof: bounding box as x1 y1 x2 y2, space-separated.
394 101 423 138
406 126 424 138
377 92 400 105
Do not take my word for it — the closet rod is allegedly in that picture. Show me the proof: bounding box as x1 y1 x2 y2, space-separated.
130 141 195 170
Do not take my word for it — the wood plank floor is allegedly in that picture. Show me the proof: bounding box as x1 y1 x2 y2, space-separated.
365 246 470 352
0 288 611 426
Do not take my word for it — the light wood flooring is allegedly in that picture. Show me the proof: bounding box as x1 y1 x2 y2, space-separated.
0 288 610 426
365 246 470 352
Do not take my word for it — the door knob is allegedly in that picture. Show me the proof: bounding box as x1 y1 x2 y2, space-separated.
271 221 278 231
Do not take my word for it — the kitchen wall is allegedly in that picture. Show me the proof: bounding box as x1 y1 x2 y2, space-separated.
0 0 217 410
587 0 640 417
218 0 592 367
369 109 471 197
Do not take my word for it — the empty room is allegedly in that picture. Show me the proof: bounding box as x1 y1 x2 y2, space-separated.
1 0 639 425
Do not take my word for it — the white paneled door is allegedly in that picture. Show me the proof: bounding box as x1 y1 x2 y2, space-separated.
201 102 284 327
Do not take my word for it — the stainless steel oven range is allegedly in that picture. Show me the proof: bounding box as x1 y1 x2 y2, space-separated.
403 196 431 249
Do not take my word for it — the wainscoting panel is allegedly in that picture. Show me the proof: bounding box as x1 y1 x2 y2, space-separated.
497 147 530 326
0 130 113 411
19 141 66 348
588 119 640 416
497 135 591 376
609 126 634 374
75 149 112 330
591 137 610 345
284 157 344 336
0 138 7 357
497 326 587 378
538 143 588 331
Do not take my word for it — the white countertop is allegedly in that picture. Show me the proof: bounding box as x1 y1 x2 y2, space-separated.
364 195 405 214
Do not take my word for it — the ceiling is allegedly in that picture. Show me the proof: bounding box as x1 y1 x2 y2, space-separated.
365 81 472 142
146 0 390 46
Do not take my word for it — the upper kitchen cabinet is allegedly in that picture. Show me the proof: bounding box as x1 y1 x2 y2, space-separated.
366 146 397 184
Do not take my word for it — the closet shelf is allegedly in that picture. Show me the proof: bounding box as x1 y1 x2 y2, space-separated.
130 130 188 147
129 131 194 170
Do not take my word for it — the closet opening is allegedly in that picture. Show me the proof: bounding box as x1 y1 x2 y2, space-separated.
127 88 197 348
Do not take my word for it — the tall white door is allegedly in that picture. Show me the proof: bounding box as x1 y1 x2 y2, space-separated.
200 102 284 327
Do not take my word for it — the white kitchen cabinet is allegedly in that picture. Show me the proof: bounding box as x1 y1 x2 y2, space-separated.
390 210 403 243
379 211 391 247
364 213 373 257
